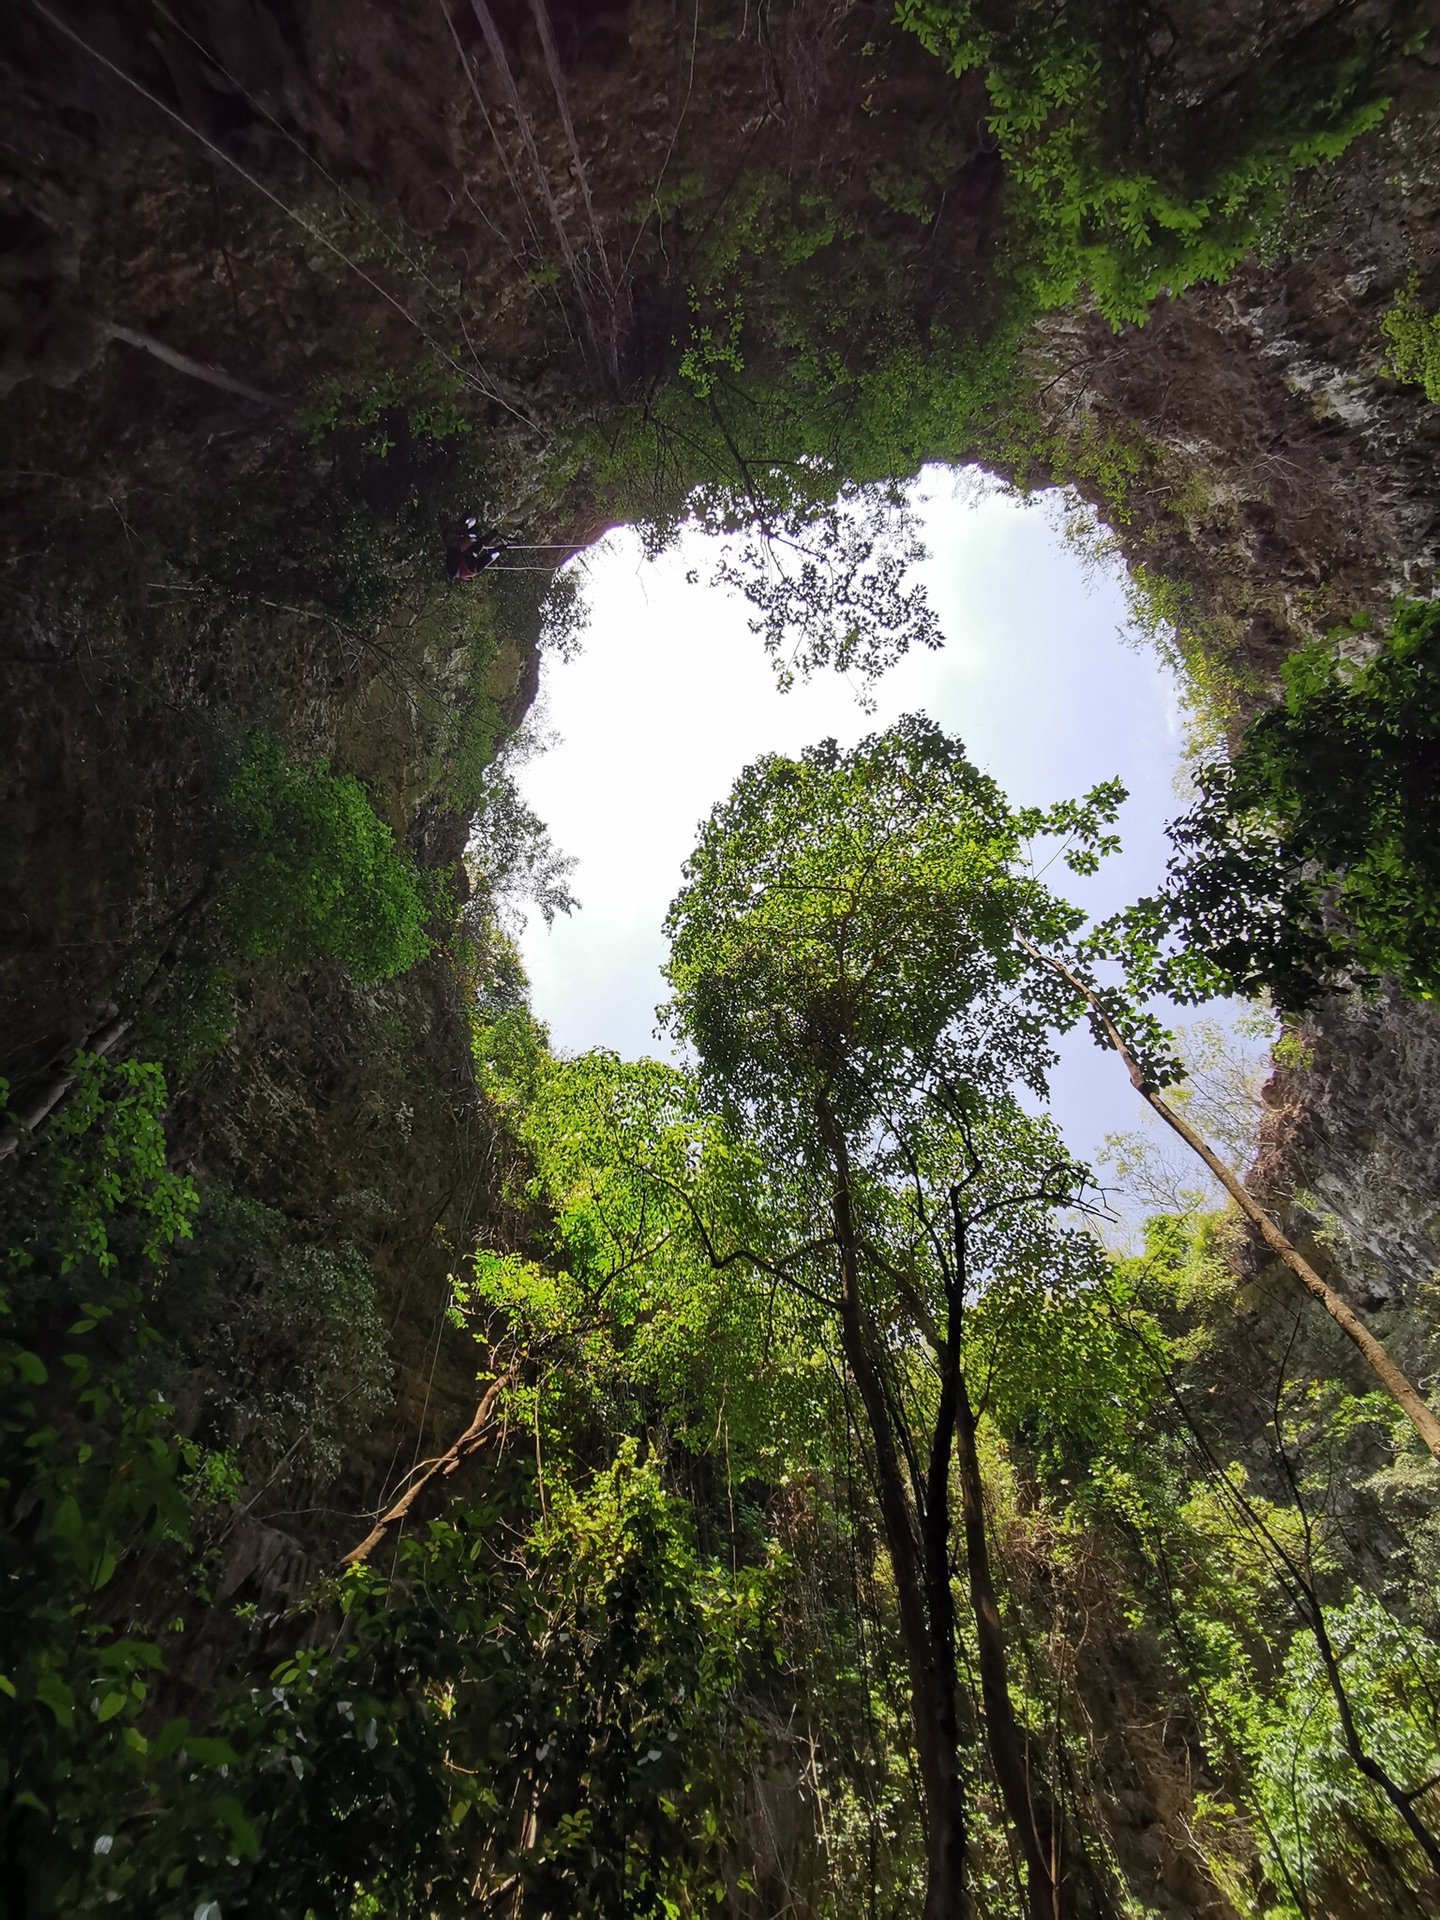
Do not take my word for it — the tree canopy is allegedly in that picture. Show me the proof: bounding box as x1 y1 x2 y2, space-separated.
1111 598 1440 1008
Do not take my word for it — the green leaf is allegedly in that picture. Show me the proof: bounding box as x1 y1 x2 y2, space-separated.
95 1691 128 1723
14 1350 47 1385
153 1716 190 1758
216 1794 260 1856
35 1670 74 1727
48 1497 83 1546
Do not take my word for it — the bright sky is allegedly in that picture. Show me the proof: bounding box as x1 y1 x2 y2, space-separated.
512 469 1247 1197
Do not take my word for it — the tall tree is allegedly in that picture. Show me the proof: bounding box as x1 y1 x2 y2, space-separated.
664 716 1122 1919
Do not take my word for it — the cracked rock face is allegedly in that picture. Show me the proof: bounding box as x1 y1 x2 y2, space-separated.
1027 65 1440 693
1260 990 1440 1314
1015 64 1440 1332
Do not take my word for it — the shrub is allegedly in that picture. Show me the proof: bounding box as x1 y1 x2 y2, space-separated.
2 1054 197 1279
1121 598 1440 1007
223 736 432 982
896 0 1410 321
295 354 471 460
0 1314 257 1916
162 1189 391 1484
1381 277 1440 402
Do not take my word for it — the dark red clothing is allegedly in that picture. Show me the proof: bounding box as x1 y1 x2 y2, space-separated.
443 517 500 581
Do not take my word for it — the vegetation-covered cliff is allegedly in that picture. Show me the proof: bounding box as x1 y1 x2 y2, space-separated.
4 3 1440 1915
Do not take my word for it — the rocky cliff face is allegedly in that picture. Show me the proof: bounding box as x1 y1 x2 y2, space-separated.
1028 50 1440 690
1256 987 1440 1370
0 0 1001 419
1013 38 1440 1336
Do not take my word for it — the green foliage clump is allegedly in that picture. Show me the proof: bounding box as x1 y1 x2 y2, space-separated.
1381 277 1440 401
665 712 1123 1129
0 1295 770 1917
223 735 432 982
462 1044 832 1482
4 1055 197 1279
536 564 589 662
296 353 472 458
1116 597 1440 1008
595 314 1019 530
212 1451 771 1919
47 1057 196 1276
0 1307 262 1915
1246 1589 1440 1905
896 0 1408 322
162 1189 392 1484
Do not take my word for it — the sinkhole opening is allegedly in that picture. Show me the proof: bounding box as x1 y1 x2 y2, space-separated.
505 468 1275 1233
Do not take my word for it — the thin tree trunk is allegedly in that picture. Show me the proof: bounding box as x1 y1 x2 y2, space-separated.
1020 938 1440 1467
920 1273 970 1920
469 0 615 379
820 1101 969 1920
949 1191 1062 1918
524 0 615 290
954 1369 1062 1920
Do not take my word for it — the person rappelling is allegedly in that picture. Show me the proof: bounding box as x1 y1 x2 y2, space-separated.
441 517 587 576
443 513 502 581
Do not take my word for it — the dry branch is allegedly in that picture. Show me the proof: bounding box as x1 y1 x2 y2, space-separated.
340 1371 514 1567
103 322 278 406
1021 937 1440 1467
468 0 618 379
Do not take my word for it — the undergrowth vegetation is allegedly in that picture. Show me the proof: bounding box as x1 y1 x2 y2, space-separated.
1382 276 1440 401
223 736 433 983
1112 597 1440 1008
896 0 1413 321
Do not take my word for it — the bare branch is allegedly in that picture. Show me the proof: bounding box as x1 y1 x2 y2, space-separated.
1020 935 1440 1468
